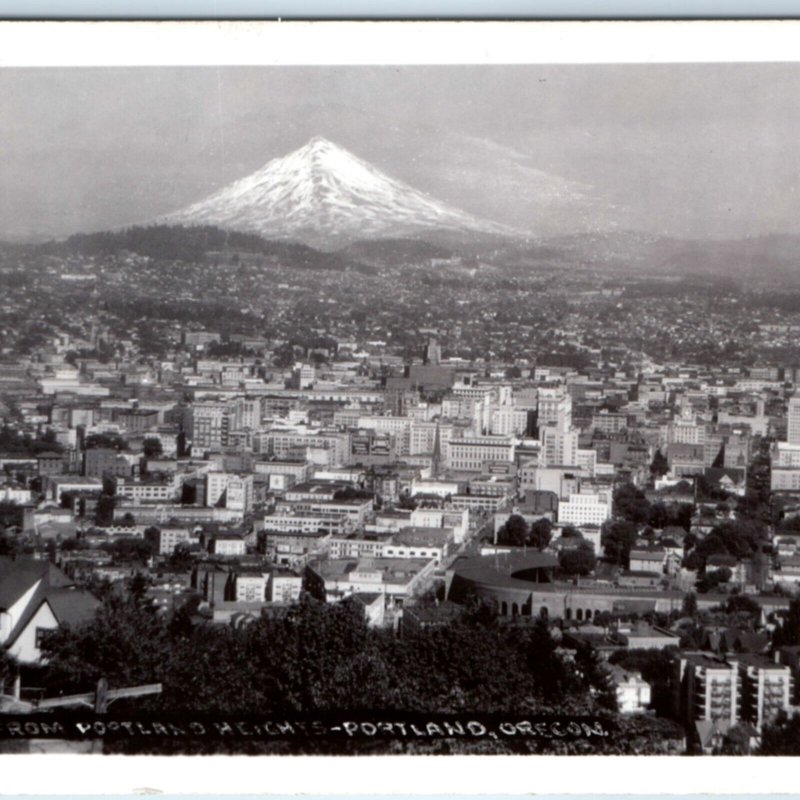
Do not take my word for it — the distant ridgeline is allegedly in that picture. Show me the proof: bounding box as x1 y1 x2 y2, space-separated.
44 225 375 273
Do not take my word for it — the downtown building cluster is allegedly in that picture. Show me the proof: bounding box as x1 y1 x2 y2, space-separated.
4 326 800 751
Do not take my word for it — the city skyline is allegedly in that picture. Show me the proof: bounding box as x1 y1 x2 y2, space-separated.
7 21 800 766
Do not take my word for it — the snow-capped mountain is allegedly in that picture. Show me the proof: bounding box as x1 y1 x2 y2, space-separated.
159 137 522 247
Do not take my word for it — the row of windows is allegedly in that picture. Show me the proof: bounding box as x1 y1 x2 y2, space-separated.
120 488 173 498
495 604 601 622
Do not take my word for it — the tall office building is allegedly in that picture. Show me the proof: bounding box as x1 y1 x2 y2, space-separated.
788 393 800 445
537 387 572 431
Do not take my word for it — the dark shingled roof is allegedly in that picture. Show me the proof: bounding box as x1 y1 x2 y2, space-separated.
0 556 99 650
46 588 101 628
0 557 71 610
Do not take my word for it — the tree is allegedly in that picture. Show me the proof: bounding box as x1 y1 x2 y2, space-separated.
681 592 698 618
559 542 597 576
143 437 163 458
775 598 800 647
104 536 153 564
129 571 151 604
0 501 24 531
601 519 638 567
496 514 528 547
650 449 669 477
40 591 169 692
528 518 552 551
84 432 127 451
640 525 656 541
0 425 63 457
670 503 694 531
682 550 704 573
459 595 499 628
524 617 573 700
94 494 116 526
716 723 753 755
332 487 374 502
0 533 20 557
684 517 766 574
759 711 800 754
0 648 18 692
696 567 733 593
573 642 618 711
724 594 761 623
613 484 651 525
591 611 613 633
168 542 196 573
273 342 297 369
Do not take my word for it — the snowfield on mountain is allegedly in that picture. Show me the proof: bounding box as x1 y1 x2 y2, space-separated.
159 137 519 247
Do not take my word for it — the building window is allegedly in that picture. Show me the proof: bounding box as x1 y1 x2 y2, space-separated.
35 626 51 648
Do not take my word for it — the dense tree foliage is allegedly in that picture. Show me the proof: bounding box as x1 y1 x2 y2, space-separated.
601 519 638 568
94 495 116 526
613 484 652 526
167 541 197 573
611 484 692 534
772 598 800 648
695 567 733 593
332 487 374 502
143 438 163 458
101 536 154 564
681 592 698 618
648 501 693 531
496 514 552 550
204 340 257 359
528 518 553 551
650 449 669 477
684 518 767 573
0 648 18 690
85 432 128 452
496 514 528 547
759 711 800 755
723 594 761 623
573 642 617 711
0 425 61 456
30 592 696 753
0 501 24 531
716 723 753 755
559 542 597 576
58 225 372 273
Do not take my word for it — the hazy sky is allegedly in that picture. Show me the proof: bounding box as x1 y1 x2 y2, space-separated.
2 63 800 241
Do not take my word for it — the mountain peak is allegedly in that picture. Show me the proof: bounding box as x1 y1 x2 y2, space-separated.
302 135 337 150
292 136 341 161
159 138 523 247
